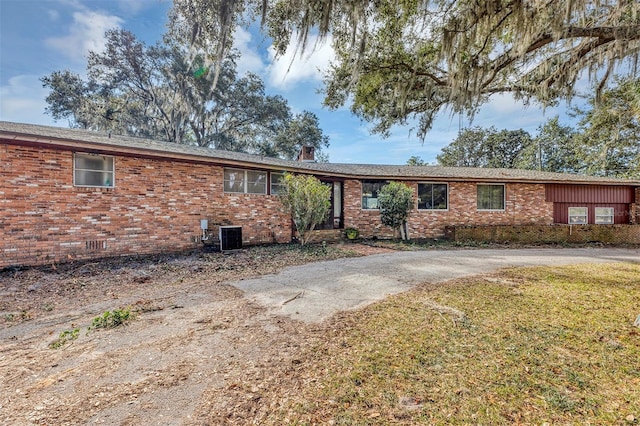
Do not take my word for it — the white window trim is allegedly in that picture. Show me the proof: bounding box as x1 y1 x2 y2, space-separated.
223 168 267 195
73 152 115 188
568 207 588 224
417 182 449 211
477 183 506 211
594 207 614 224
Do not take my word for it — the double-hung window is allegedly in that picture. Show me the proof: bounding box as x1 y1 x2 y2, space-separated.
224 168 267 194
74 153 114 188
568 207 588 224
594 207 614 224
361 180 388 209
270 172 285 195
418 183 448 210
477 184 505 210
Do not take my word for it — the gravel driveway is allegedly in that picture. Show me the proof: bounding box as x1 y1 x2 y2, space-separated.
232 247 640 322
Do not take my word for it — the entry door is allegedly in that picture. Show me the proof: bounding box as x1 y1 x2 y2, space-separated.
318 181 343 229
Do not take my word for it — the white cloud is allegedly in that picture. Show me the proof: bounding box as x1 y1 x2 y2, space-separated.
116 0 148 15
47 9 60 21
45 10 123 61
266 33 335 90
233 27 266 76
0 75 58 126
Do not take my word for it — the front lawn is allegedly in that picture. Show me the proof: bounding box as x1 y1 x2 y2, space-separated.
272 263 640 425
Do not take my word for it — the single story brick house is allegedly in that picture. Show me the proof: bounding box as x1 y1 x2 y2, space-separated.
1 121 639 268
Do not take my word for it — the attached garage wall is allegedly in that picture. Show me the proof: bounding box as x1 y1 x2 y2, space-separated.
546 184 635 203
546 184 637 224
552 203 631 224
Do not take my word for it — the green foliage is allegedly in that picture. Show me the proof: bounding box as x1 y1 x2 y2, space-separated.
573 77 640 178
437 127 533 168
269 111 330 161
377 181 414 241
90 308 132 330
279 174 331 246
42 29 329 159
49 328 80 349
344 227 359 240
406 155 426 166
518 117 582 173
437 79 640 178
171 0 640 139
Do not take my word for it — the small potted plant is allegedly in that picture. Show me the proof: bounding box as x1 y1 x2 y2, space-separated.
345 227 359 240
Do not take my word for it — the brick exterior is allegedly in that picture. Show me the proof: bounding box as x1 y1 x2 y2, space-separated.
0 144 291 268
0 136 633 268
342 180 554 239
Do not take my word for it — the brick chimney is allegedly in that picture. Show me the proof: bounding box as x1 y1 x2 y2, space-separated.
297 146 315 162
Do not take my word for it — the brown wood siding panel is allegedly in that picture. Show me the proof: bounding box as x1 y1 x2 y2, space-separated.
546 184 635 203
553 203 631 224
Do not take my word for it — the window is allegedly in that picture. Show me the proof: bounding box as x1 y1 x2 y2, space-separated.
224 168 267 194
568 207 588 224
246 170 267 194
477 184 505 210
270 172 285 195
74 153 114 187
418 183 448 210
361 180 388 209
595 207 614 224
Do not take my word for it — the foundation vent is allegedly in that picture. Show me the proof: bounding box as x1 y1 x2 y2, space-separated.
86 240 107 250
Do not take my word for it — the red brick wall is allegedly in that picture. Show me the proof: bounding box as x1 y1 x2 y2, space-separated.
342 180 554 239
0 143 291 268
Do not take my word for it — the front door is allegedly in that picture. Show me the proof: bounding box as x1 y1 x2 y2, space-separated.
318 180 343 229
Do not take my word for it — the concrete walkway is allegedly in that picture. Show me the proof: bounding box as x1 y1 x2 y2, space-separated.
230 247 639 323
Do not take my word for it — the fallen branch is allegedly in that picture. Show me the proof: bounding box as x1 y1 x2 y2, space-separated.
282 291 304 305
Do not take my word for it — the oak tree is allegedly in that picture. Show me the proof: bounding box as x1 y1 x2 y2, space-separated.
170 0 640 138
42 29 329 159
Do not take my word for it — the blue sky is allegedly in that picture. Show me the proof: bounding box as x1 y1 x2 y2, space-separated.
0 0 577 165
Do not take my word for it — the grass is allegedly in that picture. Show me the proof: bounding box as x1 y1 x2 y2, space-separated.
272 263 640 425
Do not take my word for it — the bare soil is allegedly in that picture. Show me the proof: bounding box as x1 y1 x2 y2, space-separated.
0 244 390 425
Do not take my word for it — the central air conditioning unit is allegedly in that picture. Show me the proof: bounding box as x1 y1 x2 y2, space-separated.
219 226 243 251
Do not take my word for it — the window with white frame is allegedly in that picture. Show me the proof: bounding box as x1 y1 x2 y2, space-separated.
477 184 505 210
74 153 114 187
270 172 285 195
418 183 448 210
223 168 267 194
361 180 388 209
594 207 614 224
568 207 588 224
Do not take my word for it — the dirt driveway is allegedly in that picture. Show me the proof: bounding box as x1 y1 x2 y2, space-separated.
1 246 638 425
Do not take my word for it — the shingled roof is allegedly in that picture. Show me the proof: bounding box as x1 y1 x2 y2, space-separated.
1 121 638 185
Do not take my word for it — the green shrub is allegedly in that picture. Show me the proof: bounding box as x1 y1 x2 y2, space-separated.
279 173 331 245
49 328 80 349
90 308 132 330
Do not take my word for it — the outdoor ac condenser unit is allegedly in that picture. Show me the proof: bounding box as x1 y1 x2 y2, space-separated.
219 226 242 251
